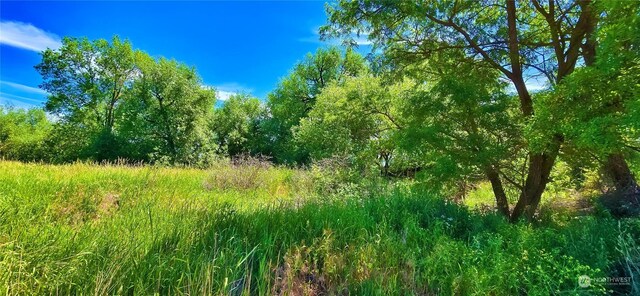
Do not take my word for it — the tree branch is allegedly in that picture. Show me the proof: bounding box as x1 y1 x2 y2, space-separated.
423 13 514 78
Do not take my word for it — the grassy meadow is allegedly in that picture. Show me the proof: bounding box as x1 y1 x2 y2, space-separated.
1 160 639 295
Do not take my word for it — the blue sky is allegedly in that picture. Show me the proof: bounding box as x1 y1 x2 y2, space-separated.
0 1 369 108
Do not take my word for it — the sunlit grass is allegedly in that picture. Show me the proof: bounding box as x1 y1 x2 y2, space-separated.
1 161 637 295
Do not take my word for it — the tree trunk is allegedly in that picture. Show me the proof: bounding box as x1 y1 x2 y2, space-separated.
578 4 639 202
605 153 640 194
599 153 640 217
485 166 510 217
510 139 561 222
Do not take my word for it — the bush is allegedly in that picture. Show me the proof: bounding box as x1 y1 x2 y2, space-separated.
0 107 52 162
203 155 273 191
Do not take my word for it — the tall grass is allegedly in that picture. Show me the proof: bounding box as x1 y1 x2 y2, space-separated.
0 161 637 295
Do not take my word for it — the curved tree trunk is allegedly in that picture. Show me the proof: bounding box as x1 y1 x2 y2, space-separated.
600 153 639 217
485 166 510 217
605 153 640 195
510 137 562 222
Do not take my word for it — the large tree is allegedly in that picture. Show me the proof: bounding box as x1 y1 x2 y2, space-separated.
545 0 640 198
399 51 522 216
120 56 216 165
212 94 265 158
295 74 410 176
322 0 628 221
264 47 367 164
35 36 138 160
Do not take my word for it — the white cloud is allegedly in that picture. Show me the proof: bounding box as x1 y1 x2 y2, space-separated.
0 92 44 103
0 92 45 109
0 97 31 109
300 27 372 46
0 81 49 108
505 81 549 95
347 29 373 46
351 36 372 46
525 75 550 92
0 20 62 52
0 81 49 95
203 83 253 102
216 90 236 101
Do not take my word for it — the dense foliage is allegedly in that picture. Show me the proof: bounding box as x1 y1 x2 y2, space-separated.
0 107 51 161
212 94 265 158
321 0 640 220
120 56 216 165
262 47 367 164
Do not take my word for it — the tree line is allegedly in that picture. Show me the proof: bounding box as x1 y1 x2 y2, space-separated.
1 0 638 221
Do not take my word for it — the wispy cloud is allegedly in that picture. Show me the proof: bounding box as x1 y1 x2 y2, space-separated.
0 81 49 95
0 92 45 104
0 81 49 108
351 36 372 46
0 20 62 52
504 75 549 94
0 92 45 109
202 83 253 102
215 90 236 101
525 75 549 92
0 97 30 109
299 27 372 46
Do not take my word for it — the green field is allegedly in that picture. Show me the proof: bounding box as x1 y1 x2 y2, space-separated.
1 161 638 295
